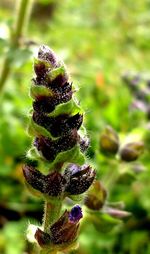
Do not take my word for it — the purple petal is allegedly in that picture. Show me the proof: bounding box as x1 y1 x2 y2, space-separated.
69 205 83 223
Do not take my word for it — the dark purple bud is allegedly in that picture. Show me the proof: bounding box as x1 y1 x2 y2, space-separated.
34 46 60 84
49 73 68 89
49 113 82 137
32 83 73 113
35 208 82 246
34 60 48 78
32 112 83 137
33 97 55 114
23 165 66 196
34 45 70 88
66 113 83 130
35 228 51 247
38 45 60 68
45 171 66 196
34 130 79 161
23 165 46 193
50 206 82 245
64 164 96 195
69 205 83 222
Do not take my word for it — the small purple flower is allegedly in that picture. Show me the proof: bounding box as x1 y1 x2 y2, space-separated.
69 205 83 223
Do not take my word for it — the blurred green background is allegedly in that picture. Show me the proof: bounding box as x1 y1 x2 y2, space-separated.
0 0 150 253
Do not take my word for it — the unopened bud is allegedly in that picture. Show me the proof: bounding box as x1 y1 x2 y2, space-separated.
38 45 60 69
64 164 96 195
23 165 66 196
84 181 107 210
120 142 144 162
100 126 119 155
35 206 82 248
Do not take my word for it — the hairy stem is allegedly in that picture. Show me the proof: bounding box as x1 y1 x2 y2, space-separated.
0 0 33 92
40 199 62 254
43 199 62 233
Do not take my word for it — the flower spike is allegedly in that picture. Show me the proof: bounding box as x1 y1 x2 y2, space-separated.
23 45 96 253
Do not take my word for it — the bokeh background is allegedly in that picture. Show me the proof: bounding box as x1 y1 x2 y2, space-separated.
0 0 150 253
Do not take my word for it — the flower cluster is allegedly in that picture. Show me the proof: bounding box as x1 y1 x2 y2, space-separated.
27 45 88 166
23 45 95 252
35 205 83 247
23 164 95 197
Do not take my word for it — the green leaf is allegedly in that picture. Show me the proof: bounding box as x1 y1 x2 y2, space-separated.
30 83 53 99
48 97 83 117
46 65 67 82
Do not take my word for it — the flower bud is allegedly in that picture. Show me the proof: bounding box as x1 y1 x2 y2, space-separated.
32 112 83 138
120 142 144 162
64 164 96 195
34 130 79 162
68 205 83 222
35 205 82 247
100 126 119 155
50 205 82 245
27 45 86 167
37 45 60 69
23 165 66 196
84 181 107 210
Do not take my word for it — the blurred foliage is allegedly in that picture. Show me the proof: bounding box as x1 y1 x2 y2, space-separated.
0 0 150 253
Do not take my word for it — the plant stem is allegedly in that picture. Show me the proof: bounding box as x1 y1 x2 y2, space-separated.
0 0 33 92
13 0 32 46
43 199 62 233
40 199 62 254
